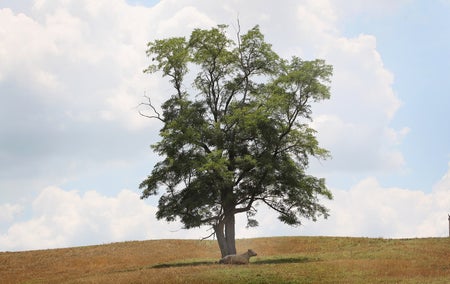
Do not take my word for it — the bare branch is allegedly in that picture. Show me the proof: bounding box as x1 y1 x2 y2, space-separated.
201 227 216 241
138 94 164 122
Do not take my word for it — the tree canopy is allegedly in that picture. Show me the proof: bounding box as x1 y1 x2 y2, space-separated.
140 24 333 257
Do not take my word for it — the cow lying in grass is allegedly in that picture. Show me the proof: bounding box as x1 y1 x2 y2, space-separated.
219 249 257 264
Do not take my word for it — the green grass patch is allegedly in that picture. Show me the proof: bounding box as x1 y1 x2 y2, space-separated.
152 258 216 268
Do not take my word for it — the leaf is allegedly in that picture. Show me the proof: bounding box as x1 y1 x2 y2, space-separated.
140 24 333 234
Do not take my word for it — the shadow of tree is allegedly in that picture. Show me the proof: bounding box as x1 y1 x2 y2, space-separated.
152 260 216 269
151 256 319 269
253 256 319 265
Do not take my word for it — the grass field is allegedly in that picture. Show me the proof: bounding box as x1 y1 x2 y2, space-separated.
1 236 449 283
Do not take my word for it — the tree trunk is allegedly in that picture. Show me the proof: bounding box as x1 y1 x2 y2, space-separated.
224 213 236 255
214 213 237 257
214 222 227 257
215 186 237 257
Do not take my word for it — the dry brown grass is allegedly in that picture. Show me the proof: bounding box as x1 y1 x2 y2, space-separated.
1 237 449 283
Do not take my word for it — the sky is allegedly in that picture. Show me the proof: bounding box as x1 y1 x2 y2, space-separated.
0 0 449 251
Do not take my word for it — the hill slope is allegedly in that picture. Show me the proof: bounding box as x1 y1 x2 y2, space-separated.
1 236 449 283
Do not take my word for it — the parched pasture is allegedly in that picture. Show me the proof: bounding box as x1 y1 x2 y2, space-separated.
1 236 449 283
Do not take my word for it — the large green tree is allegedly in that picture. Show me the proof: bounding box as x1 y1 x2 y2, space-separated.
140 24 333 257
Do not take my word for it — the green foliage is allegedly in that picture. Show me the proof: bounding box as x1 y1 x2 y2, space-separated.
140 24 333 235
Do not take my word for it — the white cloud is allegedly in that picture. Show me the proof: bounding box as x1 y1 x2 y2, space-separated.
311 115 407 173
331 0 412 18
309 32 405 173
0 8 56 86
0 1 161 202
296 0 338 46
3 164 448 251
0 1 155 128
156 5 215 36
323 34 401 121
242 165 450 239
0 204 23 223
0 186 207 251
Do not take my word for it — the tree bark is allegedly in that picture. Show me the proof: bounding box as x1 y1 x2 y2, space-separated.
224 213 236 255
214 222 227 257
214 212 237 257
213 185 237 257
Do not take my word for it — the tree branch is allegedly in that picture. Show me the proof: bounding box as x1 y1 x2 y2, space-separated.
201 227 216 240
234 192 256 214
261 198 285 215
138 94 164 122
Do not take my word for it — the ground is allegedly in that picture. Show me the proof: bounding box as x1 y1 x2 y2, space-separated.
1 236 449 283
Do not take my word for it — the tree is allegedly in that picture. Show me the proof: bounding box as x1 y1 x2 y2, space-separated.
140 24 333 257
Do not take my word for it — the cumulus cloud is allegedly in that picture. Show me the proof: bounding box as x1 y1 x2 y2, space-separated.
308 27 405 175
0 0 161 131
0 1 161 201
322 177 449 238
0 204 23 223
311 115 407 173
2 163 448 251
0 186 207 251
240 163 450 239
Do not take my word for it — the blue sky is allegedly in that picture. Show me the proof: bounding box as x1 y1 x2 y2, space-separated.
0 0 449 251
341 1 450 190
